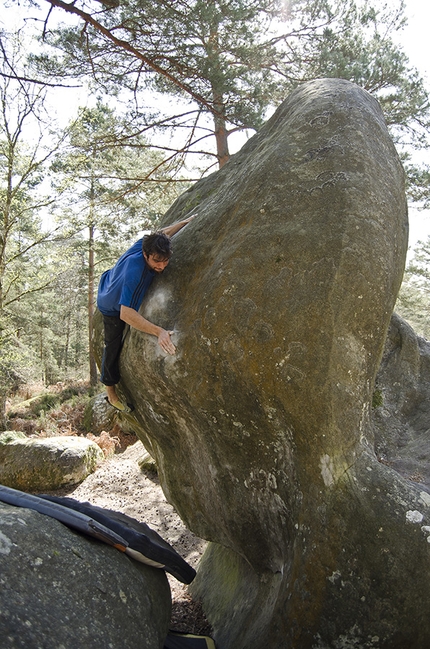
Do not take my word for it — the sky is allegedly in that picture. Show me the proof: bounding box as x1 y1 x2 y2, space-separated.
397 0 428 78
395 0 430 252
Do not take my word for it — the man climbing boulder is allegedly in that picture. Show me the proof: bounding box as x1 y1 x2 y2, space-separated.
97 216 194 412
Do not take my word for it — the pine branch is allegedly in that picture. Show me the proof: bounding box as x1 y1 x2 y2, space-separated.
42 0 225 119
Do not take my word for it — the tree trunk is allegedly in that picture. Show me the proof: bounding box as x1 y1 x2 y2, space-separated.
208 21 230 169
213 90 230 168
88 221 98 386
63 308 71 370
0 388 7 430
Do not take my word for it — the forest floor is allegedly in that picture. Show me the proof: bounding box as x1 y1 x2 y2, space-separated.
5 381 212 636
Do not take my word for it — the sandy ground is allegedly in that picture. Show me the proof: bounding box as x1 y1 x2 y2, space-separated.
63 440 211 634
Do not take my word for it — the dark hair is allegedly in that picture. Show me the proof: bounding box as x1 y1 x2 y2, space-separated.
142 232 172 259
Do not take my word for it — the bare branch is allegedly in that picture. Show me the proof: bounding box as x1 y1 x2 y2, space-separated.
3 277 57 308
0 72 80 89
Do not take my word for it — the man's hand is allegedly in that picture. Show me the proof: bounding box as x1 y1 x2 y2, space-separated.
158 329 176 355
182 214 196 225
161 213 197 238
120 306 176 354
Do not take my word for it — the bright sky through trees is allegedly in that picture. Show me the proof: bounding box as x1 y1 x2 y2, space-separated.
396 0 430 251
397 0 429 79
1 0 429 251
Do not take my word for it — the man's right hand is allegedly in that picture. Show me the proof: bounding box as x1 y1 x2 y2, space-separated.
158 329 176 355
120 306 177 354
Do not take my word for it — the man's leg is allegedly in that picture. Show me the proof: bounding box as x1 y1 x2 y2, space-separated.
101 315 126 406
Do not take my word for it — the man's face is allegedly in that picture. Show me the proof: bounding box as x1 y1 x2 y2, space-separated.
144 252 170 273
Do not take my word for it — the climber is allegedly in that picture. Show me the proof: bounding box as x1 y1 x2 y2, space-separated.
97 215 195 412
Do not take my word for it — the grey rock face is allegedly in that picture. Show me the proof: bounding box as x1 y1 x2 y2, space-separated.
83 392 117 433
0 502 171 649
0 435 104 490
374 312 430 490
106 79 430 648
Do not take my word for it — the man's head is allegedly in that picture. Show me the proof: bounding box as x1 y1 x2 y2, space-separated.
142 232 172 273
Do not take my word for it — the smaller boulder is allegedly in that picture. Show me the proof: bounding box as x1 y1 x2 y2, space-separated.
0 434 104 491
0 501 171 649
83 392 136 437
83 393 116 434
138 449 158 474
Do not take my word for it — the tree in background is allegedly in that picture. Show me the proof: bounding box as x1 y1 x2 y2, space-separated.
404 162 430 210
25 0 429 180
9 239 90 383
0 32 68 425
396 237 430 339
30 0 287 171
283 1 429 150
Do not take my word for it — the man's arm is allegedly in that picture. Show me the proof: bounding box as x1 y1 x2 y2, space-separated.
160 214 196 238
120 305 176 355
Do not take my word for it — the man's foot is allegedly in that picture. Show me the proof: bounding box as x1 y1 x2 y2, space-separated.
104 396 134 413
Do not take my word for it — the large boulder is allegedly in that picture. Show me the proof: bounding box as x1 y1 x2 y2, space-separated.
103 79 430 648
0 434 104 490
0 501 171 648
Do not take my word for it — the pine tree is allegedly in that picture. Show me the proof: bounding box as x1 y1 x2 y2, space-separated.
25 0 429 175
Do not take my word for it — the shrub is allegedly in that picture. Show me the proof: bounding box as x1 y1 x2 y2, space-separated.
86 431 120 457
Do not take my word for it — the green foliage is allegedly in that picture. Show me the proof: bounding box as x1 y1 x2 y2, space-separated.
37 0 282 127
0 33 89 424
0 430 27 444
396 237 430 340
26 0 430 177
51 100 180 240
0 316 41 393
372 389 383 408
279 1 429 152
29 393 60 416
6 380 95 436
404 163 430 209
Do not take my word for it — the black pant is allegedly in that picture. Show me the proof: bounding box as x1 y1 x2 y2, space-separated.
100 315 126 386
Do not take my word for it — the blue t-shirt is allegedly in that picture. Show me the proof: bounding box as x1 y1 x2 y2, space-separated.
97 239 155 317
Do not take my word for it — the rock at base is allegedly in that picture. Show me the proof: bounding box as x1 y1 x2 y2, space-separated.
0 434 104 490
0 501 171 649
